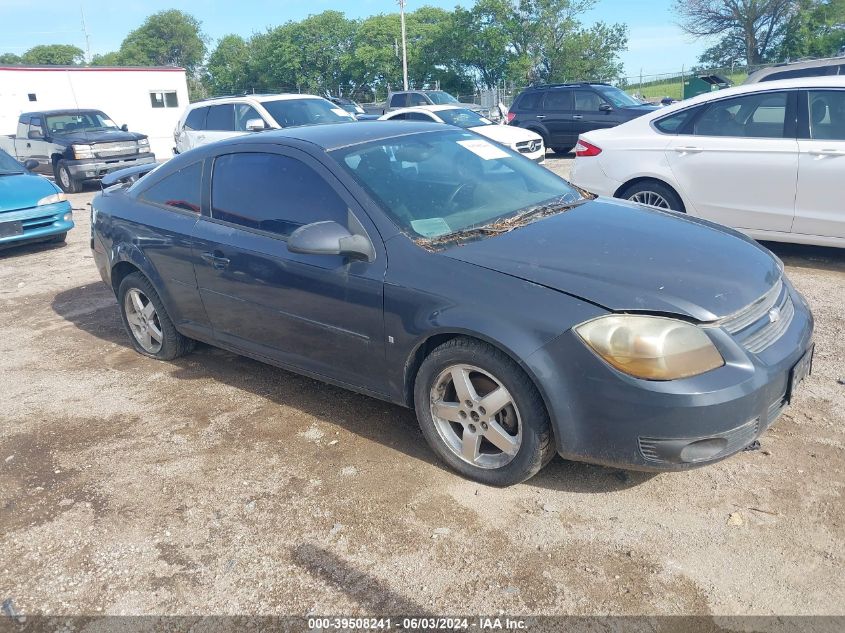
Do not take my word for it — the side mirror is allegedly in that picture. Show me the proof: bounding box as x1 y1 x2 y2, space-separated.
23 159 38 171
245 118 266 132
287 221 374 262
27 129 43 140
599 103 613 113
121 124 129 132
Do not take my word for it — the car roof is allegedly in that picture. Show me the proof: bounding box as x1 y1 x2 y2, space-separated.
224 120 451 151
387 105 463 115
746 57 844 81
189 94 325 108
21 109 105 117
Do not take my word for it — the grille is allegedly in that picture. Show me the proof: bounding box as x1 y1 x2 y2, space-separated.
765 394 787 428
715 280 794 354
93 141 139 158
22 214 56 231
515 140 541 154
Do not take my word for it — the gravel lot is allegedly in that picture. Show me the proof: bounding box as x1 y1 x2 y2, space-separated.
1 155 843 619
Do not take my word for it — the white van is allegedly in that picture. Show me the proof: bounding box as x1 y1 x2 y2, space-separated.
173 94 356 154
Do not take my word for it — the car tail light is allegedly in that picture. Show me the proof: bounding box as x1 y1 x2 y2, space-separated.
506 111 516 123
575 139 602 157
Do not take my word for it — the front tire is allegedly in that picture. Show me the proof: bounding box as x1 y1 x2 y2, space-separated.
117 272 194 361
414 337 554 486
620 180 685 212
55 161 82 194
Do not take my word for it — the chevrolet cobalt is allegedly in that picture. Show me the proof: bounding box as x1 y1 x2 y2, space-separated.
90 122 814 486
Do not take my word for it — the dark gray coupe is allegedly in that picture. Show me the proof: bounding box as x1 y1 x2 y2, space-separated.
90 121 814 485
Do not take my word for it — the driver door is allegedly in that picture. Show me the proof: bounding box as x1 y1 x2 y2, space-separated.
191 144 388 393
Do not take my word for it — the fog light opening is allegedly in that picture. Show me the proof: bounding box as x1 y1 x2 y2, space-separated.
63 212 73 222
680 437 728 463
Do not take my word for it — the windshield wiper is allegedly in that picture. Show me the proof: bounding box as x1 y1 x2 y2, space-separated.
421 194 591 249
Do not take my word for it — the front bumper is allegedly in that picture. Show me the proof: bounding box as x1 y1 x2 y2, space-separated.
526 282 814 471
0 201 74 248
66 153 156 180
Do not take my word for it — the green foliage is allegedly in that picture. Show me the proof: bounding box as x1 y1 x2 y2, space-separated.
779 0 845 59
20 44 84 65
0 53 22 64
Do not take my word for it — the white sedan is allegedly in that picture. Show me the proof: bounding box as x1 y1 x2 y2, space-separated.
379 105 545 162
570 76 845 248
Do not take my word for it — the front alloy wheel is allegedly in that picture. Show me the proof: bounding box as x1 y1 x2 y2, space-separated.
414 337 554 486
430 364 522 469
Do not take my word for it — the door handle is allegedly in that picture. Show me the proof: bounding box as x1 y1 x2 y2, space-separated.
201 252 230 270
810 148 845 156
26 142 31 148
674 146 703 153
535 115 546 120
572 115 583 120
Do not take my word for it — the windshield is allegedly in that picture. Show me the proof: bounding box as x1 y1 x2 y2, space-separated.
595 86 642 108
437 108 492 128
0 148 24 174
261 98 355 127
332 130 583 241
46 111 119 135
425 91 460 105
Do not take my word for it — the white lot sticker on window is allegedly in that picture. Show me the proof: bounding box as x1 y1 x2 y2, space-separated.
457 139 510 160
411 217 452 238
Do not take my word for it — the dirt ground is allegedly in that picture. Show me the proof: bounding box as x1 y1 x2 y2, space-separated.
1 155 843 620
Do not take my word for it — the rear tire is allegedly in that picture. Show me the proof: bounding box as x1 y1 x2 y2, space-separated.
414 337 555 486
117 272 194 361
55 161 82 194
551 146 574 156
620 180 685 212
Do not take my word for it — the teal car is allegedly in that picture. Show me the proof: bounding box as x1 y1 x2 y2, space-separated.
0 148 73 249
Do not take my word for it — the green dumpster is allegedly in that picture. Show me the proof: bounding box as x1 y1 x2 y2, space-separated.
683 74 731 100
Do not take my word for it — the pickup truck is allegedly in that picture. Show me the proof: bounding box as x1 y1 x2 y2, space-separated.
363 90 490 118
0 109 156 193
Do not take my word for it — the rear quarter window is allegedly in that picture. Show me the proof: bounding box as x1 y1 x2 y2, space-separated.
514 91 542 111
653 106 701 134
184 107 208 131
138 162 203 213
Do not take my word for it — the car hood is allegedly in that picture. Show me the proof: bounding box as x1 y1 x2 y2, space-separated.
0 172 59 212
471 124 541 145
441 197 781 321
621 103 661 117
51 129 147 144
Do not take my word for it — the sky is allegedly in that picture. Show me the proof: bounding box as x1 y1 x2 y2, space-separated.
0 0 712 80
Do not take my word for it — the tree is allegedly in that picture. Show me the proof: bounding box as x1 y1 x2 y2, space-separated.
779 0 845 59
116 10 206 72
674 0 796 67
0 53 22 64
206 35 252 95
21 44 84 65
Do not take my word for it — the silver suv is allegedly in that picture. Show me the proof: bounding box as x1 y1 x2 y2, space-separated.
174 94 356 154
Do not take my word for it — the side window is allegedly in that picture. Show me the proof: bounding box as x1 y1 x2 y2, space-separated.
139 162 203 213
389 112 407 120
17 117 29 138
407 112 435 121
234 104 264 131
28 117 44 138
205 104 235 131
390 94 407 108
574 90 604 111
515 91 542 111
809 90 845 141
184 107 208 131
653 106 701 134
694 92 788 138
408 93 428 106
542 89 573 111
211 153 348 238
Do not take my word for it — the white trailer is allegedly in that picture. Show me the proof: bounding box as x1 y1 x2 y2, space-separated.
0 65 189 159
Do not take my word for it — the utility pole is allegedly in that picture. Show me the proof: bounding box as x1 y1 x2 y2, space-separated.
80 5 91 64
398 0 409 90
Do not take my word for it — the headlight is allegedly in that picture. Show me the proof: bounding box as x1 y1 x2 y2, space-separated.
574 314 724 380
37 192 67 206
139 138 150 148
72 144 94 159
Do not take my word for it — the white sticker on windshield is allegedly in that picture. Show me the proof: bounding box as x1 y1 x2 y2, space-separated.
331 108 351 117
411 217 452 238
102 118 117 127
457 139 510 160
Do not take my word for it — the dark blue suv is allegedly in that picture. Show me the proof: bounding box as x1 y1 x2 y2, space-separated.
507 82 659 154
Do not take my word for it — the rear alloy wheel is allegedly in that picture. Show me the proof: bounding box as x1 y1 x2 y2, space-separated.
117 272 194 361
621 180 685 212
414 338 554 486
55 161 82 194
